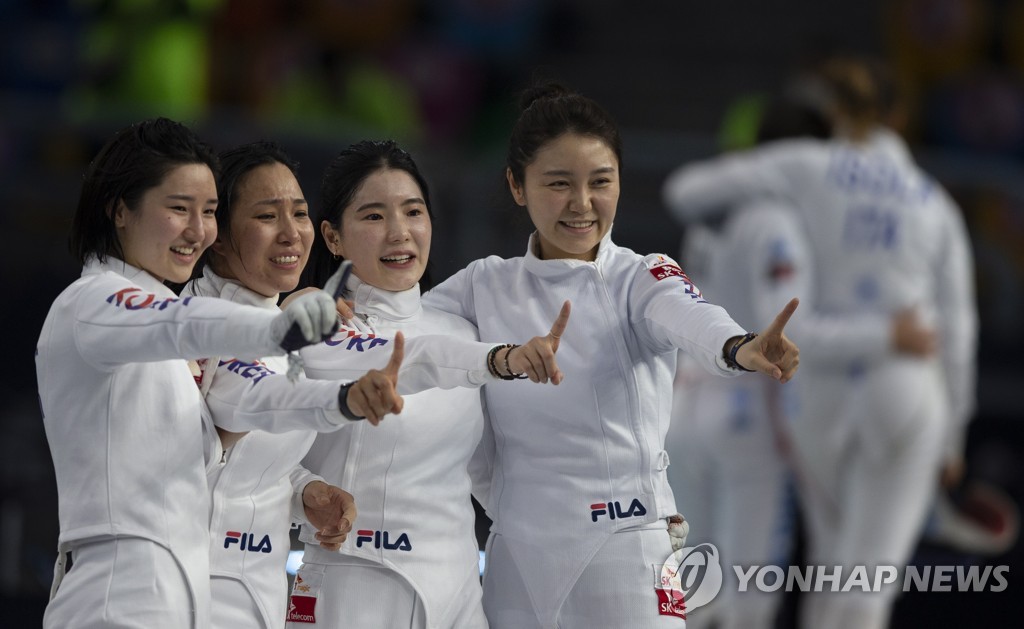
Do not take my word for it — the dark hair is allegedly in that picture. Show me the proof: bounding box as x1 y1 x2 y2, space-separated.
302 139 433 290
70 117 219 265
756 88 834 144
192 141 300 279
815 56 881 139
506 82 622 187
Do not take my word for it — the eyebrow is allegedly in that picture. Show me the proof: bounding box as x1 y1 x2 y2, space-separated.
541 167 617 176
166 194 218 205
252 197 307 206
354 197 426 212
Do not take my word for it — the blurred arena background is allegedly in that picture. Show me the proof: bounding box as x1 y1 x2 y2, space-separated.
4 0 1023 625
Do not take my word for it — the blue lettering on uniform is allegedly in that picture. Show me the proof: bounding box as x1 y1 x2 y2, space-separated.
347 336 388 352
220 359 275 384
590 498 647 522
106 288 193 310
223 531 272 553
325 330 389 351
355 529 412 551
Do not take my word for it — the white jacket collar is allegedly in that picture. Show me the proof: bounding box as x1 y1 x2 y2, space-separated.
348 273 422 322
84 256 175 297
190 266 280 310
522 226 616 279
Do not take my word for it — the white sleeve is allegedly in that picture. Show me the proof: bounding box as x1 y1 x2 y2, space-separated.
289 466 327 526
421 260 488 325
933 189 979 459
73 276 282 371
663 140 816 223
299 328 493 393
217 371 353 433
631 254 746 375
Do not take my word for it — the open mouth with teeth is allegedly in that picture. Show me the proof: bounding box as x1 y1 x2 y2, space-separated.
560 220 596 230
380 254 415 265
270 255 300 265
170 245 196 257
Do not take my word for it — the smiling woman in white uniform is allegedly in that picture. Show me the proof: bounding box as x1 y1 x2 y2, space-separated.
421 84 801 629
183 141 382 629
287 140 508 629
36 119 348 629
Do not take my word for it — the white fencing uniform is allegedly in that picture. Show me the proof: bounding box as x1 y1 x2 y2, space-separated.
666 203 809 629
183 268 326 629
422 230 747 629
287 274 489 629
664 130 978 629
36 258 289 629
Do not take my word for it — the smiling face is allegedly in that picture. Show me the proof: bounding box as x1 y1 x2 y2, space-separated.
115 163 218 283
211 162 313 297
508 132 620 261
323 168 431 292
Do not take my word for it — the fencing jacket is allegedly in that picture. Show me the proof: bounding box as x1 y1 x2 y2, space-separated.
184 268 324 629
298 274 487 628
36 258 289 626
421 230 745 623
663 129 979 458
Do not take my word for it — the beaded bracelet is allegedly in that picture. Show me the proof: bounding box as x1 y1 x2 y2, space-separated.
503 345 529 380
724 332 758 372
487 344 514 379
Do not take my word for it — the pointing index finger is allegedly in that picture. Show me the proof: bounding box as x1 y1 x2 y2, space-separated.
549 300 572 339
384 331 405 378
764 297 799 336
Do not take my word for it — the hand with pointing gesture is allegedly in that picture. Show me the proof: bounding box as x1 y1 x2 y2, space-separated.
733 297 801 383
500 300 572 385
344 331 405 424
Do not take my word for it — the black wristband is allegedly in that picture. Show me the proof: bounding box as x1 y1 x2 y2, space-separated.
724 332 758 372
337 381 365 421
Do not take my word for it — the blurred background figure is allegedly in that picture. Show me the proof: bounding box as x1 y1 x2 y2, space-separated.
665 89 831 629
663 55 980 629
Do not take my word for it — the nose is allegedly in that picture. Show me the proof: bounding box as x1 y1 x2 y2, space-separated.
569 187 590 214
183 209 207 244
386 215 411 243
278 212 300 244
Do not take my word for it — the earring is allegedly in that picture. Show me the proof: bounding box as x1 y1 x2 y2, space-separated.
332 254 340 261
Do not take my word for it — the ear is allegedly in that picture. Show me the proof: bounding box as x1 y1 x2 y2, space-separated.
111 199 129 228
321 220 344 257
506 168 526 207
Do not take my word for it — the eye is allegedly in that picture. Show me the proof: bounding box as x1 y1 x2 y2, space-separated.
547 180 569 189
256 213 276 221
203 207 217 216
592 177 612 187
407 207 425 217
363 212 384 221
170 205 187 213
294 209 310 219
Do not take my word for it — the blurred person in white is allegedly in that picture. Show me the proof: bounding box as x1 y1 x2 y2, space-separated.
665 91 833 629
287 140 570 629
183 141 410 628
423 83 800 629
36 119 354 629
664 57 978 629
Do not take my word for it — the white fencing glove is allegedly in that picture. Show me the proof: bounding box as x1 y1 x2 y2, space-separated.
272 290 339 352
668 514 689 552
